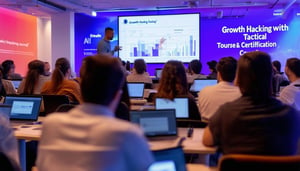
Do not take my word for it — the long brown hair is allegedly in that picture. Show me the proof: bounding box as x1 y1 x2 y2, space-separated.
23 60 45 94
50 58 70 93
156 60 189 99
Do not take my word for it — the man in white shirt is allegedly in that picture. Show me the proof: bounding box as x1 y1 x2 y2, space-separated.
279 58 300 110
37 55 154 171
198 57 241 121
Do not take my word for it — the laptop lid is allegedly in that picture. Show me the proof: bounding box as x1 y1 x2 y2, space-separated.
155 68 163 79
4 95 42 121
130 109 177 137
155 98 189 118
127 82 145 98
189 79 217 92
0 104 12 119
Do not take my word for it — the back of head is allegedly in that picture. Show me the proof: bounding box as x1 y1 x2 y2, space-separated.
1 60 14 79
217 56 237 82
286 58 300 77
157 60 188 99
272 60 281 73
190 59 202 74
23 60 45 94
236 51 272 100
80 55 124 105
134 59 146 74
51 58 70 92
207 60 217 72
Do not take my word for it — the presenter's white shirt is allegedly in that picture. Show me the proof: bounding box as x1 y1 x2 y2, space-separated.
198 81 241 121
37 103 154 171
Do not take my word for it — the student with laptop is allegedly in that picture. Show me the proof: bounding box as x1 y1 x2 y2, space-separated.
37 54 154 171
198 57 241 121
126 59 153 85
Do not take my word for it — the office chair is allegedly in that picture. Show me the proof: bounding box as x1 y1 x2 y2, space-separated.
219 154 300 171
42 95 70 115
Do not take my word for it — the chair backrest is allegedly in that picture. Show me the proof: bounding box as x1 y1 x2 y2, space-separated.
55 104 76 112
42 95 70 115
219 154 300 171
0 152 20 171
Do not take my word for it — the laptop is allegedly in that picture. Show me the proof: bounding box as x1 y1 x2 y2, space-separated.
130 109 177 137
0 104 12 119
155 98 189 118
189 79 217 92
4 95 42 121
10 79 22 89
155 68 163 79
127 82 145 98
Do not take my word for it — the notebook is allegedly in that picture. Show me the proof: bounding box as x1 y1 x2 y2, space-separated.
189 79 217 92
155 98 189 118
127 82 145 98
4 95 42 121
130 109 177 137
0 104 12 119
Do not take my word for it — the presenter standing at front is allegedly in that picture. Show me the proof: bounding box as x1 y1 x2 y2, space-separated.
97 27 121 56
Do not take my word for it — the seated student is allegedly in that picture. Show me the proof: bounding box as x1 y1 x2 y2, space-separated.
198 57 241 121
203 51 300 155
186 59 207 84
272 60 289 95
1 60 22 80
155 60 201 121
44 61 51 77
126 59 152 85
18 60 50 95
37 55 154 171
206 60 217 79
41 58 82 104
0 66 16 95
278 58 300 110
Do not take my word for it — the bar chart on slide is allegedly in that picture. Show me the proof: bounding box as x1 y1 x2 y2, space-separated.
119 13 200 63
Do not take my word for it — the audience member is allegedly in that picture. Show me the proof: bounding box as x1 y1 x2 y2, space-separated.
37 54 154 171
187 59 207 84
1 60 22 80
272 60 289 95
198 57 241 121
206 60 217 79
44 62 51 76
41 58 82 104
0 66 16 95
156 60 201 120
203 51 300 155
18 60 50 95
278 58 300 110
126 59 152 85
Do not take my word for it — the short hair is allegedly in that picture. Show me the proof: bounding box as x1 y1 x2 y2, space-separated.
80 54 125 105
134 59 146 74
216 56 237 82
272 60 281 73
207 60 217 71
105 27 113 33
156 60 189 99
236 51 272 100
189 60 202 74
286 58 300 77
1 60 14 79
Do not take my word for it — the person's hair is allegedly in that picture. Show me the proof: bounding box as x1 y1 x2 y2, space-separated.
134 59 147 74
22 60 45 95
125 61 131 71
105 27 113 33
217 56 237 82
286 58 300 77
272 60 281 73
207 60 217 72
80 54 125 105
50 58 70 93
236 51 272 101
189 59 202 74
0 66 6 96
156 60 189 100
1 60 14 79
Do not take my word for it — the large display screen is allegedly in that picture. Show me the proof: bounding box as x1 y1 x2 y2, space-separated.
118 13 200 63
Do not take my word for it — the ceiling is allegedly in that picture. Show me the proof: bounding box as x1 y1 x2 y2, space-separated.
0 0 299 18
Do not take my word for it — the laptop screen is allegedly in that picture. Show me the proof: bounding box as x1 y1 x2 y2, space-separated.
0 104 12 119
127 83 145 98
10 80 22 89
155 69 163 79
130 109 177 137
155 98 189 118
189 79 217 92
4 95 42 121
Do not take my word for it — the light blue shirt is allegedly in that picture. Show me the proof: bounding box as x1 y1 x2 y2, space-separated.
97 39 114 55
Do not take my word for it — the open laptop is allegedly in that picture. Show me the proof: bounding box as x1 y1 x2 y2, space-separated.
10 79 22 90
189 79 217 92
127 82 147 104
155 98 189 118
4 95 42 122
130 109 177 138
155 68 163 79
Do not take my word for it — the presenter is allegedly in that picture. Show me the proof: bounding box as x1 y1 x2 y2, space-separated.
97 27 121 56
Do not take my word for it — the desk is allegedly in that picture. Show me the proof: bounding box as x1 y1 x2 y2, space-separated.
187 164 217 171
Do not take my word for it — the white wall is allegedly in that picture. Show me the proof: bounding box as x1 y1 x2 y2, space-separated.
37 17 52 68
51 12 75 74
